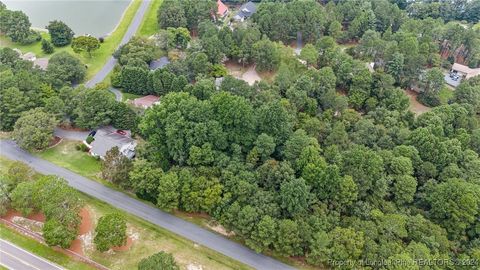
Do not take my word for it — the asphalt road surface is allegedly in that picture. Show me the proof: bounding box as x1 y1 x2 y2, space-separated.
85 0 151 88
0 239 64 270
0 140 295 270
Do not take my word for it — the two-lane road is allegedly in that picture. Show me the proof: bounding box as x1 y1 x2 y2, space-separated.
0 239 63 270
0 140 295 270
85 0 151 88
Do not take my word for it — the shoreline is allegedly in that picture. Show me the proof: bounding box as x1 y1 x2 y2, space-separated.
105 0 135 37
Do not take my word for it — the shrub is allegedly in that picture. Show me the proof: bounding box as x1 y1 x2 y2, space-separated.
138 252 179 270
76 143 89 152
41 39 54 54
94 213 127 252
86 135 94 144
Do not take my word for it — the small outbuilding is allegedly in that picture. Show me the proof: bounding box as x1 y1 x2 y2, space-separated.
33 58 49 70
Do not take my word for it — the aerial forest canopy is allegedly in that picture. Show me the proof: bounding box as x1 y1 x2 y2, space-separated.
1 0 480 269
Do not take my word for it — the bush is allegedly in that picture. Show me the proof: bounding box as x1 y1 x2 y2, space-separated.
41 39 54 54
76 143 89 152
99 37 104 43
43 219 77 248
86 135 95 144
94 213 127 252
138 252 179 270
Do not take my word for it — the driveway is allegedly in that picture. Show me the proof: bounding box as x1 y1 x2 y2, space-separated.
0 239 64 270
0 140 295 270
85 0 151 88
54 128 90 141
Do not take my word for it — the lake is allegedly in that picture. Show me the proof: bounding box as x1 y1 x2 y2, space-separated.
3 0 132 37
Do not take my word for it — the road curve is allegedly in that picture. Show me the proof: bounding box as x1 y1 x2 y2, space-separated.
109 87 123 101
0 239 64 270
0 140 295 270
85 0 151 88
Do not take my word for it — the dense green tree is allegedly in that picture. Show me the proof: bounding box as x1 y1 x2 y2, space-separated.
0 9 32 43
299 44 318 67
10 181 37 216
73 88 115 129
253 39 281 72
43 219 77 248
47 52 86 87
94 213 127 252
273 219 302 257
12 108 57 150
129 159 164 203
138 251 179 270
279 178 312 217
46 20 74 46
101 147 133 187
427 179 480 238
157 172 180 211
71 36 100 57
0 87 31 131
158 0 187 29
246 215 276 253
41 39 54 54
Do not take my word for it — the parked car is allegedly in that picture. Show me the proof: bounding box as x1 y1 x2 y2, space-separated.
116 130 127 136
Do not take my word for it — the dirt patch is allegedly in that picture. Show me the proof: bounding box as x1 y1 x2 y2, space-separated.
206 223 235 237
78 208 93 235
187 264 204 270
405 89 431 115
68 239 84 256
58 124 89 131
28 212 46 222
68 207 93 256
241 66 261 86
47 136 62 148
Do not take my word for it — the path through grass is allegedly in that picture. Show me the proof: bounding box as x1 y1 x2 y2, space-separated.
137 0 163 37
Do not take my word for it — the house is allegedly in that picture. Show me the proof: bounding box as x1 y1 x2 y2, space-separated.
132 95 160 109
149 56 170 70
20 52 36 61
233 1 257 22
217 0 229 19
450 63 480 80
89 127 136 159
33 58 49 70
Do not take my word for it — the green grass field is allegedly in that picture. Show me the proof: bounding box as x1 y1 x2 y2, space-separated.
137 0 163 37
0 0 142 80
0 224 96 270
35 140 102 180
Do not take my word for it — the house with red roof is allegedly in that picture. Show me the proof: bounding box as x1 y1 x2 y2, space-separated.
217 0 229 19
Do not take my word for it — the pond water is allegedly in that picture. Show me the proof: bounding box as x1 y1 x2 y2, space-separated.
3 0 132 37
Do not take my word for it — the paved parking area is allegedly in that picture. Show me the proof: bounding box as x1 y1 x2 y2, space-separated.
444 73 461 87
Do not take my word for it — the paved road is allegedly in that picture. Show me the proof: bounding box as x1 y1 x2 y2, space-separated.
0 239 64 270
85 0 151 88
0 140 295 270
109 87 123 101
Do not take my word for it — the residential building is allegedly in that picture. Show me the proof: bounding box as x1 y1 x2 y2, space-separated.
450 63 480 80
89 127 136 159
132 95 160 109
217 0 229 19
233 1 257 22
149 56 170 70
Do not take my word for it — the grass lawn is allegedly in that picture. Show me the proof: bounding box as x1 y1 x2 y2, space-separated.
137 0 163 37
35 140 102 182
0 224 95 270
0 0 142 80
0 156 251 270
439 86 454 104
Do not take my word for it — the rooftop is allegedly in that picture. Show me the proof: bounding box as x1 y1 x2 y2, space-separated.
90 127 136 158
451 63 480 76
149 56 170 70
132 95 160 108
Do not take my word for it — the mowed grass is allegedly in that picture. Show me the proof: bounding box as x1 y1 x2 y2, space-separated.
0 0 142 80
0 224 95 270
122 91 143 101
35 140 101 181
0 156 251 270
137 0 163 37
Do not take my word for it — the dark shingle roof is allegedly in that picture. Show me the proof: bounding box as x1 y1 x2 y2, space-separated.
149 56 170 70
235 1 257 19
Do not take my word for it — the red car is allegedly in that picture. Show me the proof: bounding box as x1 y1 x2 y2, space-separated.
116 130 127 136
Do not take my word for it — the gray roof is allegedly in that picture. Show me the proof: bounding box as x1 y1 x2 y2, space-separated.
149 56 170 70
90 128 136 158
235 1 257 19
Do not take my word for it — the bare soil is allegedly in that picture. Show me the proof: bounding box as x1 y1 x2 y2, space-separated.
405 89 431 115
